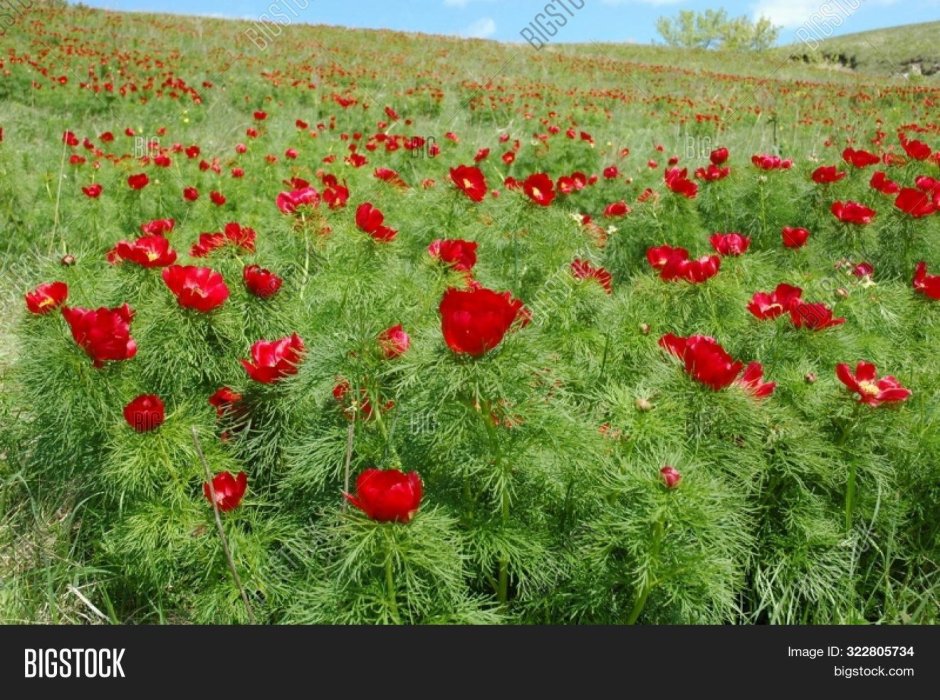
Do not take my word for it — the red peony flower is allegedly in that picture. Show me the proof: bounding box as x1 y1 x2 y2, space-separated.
790 302 845 331
208 387 243 418
647 245 688 272
603 200 631 218
378 324 410 359
900 136 932 161
276 186 320 214
811 165 846 184
659 334 743 391
450 165 488 203
894 188 937 218
842 147 880 168
323 183 349 209
695 164 730 181
660 465 682 489
832 201 876 225
183 186 199 201
747 283 803 320
663 255 721 284
852 262 874 278
522 173 556 206
355 202 397 242
203 471 248 512
108 234 177 268
127 173 149 190
664 167 698 198
836 362 911 407
709 233 750 256
913 262 940 300
710 147 729 165
161 265 229 313
241 334 305 383
82 183 102 198
140 218 175 236
751 154 792 170
428 238 477 272
439 287 526 357
869 171 900 195
570 259 613 293
737 362 776 399
25 281 68 315
782 226 810 248
61 304 137 367
123 394 165 432
243 265 283 299
191 223 256 257
345 468 423 523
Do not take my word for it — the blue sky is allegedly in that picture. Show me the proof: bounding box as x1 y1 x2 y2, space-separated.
77 0 940 44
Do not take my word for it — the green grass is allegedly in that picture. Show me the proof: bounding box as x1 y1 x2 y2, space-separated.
0 5 937 624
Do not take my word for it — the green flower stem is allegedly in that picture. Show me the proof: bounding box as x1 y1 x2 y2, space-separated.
844 461 859 534
497 486 510 606
481 400 510 607
839 402 864 533
627 510 666 625
385 549 401 624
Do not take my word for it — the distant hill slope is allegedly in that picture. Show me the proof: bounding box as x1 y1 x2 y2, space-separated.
778 21 940 78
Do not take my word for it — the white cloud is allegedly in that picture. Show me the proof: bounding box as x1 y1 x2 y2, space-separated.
444 0 496 7
752 0 899 29
598 0 684 6
461 16 497 38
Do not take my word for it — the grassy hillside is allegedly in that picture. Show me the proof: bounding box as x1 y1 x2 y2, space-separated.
778 21 940 78
0 5 937 625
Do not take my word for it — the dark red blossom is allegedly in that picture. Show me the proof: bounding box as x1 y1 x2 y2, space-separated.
428 239 477 272
790 302 845 331
522 173 555 206
450 165 487 202
737 362 776 399
664 167 698 198
439 287 526 357
162 265 229 312
140 218 175 236
355 203 397 242
660 465 682 489
25 282 68 315
276 187 320 214
832 201 876 225
842 148 880 168
709 233 750 256
62 304 137 367
913 262 940 300
108 234 177 267
378 324 410 359
894 188 937 218
570 259 613 293
241 334 305 383
127 173 149 190
782 226 810 248
203 471 248 512
243 265 283 299
123 394 165 432
659 334 744 391
836 362 911 407
811 165 846 184
345 468 423 523
748 283 803 320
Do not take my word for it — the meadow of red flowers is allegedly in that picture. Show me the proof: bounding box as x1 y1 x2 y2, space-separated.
0 5 937 624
